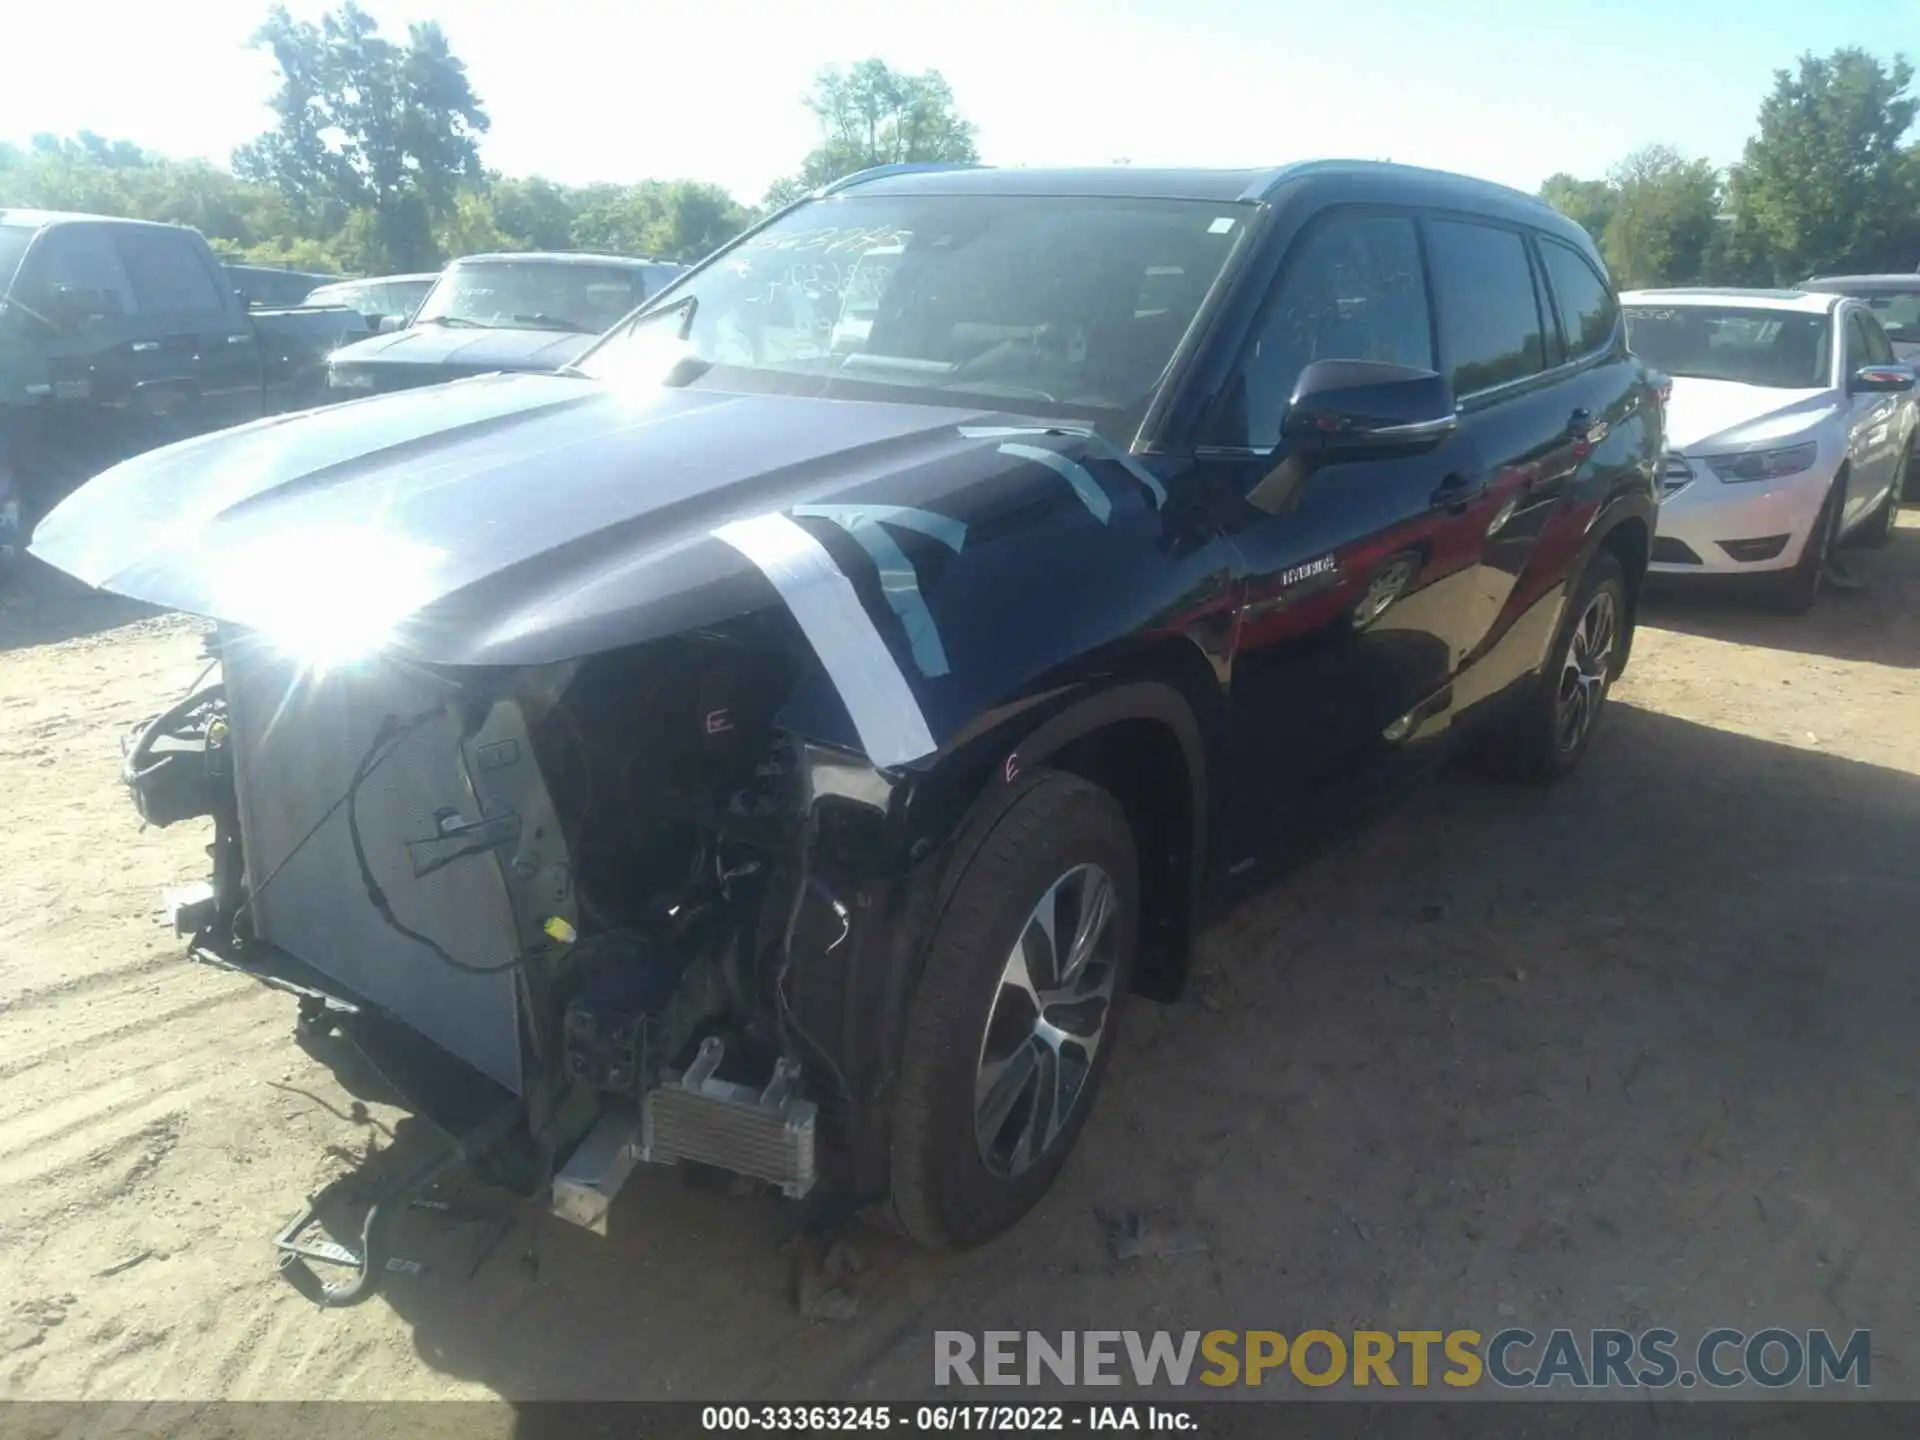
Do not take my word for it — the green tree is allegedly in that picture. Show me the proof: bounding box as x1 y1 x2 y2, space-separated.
1539 172 1618 246
234 1 489 270
1732 48 1920 281
1600 145 1721 288
763 59 979 206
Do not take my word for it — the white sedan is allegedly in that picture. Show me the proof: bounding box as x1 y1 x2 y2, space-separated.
1621 288 1915 610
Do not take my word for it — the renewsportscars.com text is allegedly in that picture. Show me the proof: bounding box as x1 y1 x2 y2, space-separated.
933 1328 1871 1390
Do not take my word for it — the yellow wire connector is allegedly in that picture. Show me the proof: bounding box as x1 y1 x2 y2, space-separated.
542 916 577 945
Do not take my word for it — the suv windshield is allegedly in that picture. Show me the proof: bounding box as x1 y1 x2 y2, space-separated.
1623 305 1832 389
576 193 1250 438
413 259 647 334
0 224 37 297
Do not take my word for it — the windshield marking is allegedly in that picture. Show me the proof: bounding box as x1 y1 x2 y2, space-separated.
791 503 966 678
712 512 935 767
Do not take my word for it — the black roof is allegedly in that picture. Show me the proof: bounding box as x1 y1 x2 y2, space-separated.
829 159 1586 256
1800 274 1920 293
842 159 1553 210
0 206 193 233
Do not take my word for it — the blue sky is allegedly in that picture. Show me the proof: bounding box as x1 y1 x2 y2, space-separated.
5 0 1915 203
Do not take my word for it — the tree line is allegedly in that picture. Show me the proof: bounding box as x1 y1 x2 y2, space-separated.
0 4 975 277
0 3 1909 292
1543 49 1918 287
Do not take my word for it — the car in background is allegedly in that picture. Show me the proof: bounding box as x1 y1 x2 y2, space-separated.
223 263 346 310
305 272 439 332
0 209 371 582
1621 287 1914 610
324 252 687 397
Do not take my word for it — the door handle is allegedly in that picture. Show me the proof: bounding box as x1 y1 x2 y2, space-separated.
130 340 159 353
1429 472 1487 513
1565 407 1593 437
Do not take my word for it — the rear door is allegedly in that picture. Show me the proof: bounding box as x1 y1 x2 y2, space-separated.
1192 206 1487 859
1424 218 1625 709
110 226 263 440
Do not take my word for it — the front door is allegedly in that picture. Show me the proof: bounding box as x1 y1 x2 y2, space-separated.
7 223 146 512
1844 309 1901 521
1186 207 1486 864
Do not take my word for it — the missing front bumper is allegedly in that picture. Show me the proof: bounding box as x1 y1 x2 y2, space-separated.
550 1036 819 1234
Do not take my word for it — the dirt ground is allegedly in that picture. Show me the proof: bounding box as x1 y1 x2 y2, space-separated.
0 516 1916 1408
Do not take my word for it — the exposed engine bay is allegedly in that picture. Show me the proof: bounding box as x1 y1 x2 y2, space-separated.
127 616 877 1303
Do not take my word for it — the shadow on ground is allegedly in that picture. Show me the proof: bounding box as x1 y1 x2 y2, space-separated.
0 557 162 653
282 701 1920 1404
1640 512 1919 668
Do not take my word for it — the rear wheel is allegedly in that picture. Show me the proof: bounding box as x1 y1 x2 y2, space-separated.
889 771 1137 1250
1471 550 1627 784
1767 474 1844 614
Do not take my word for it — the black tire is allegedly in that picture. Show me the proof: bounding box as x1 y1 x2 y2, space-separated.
889 770 1137 1251
1856 457 1902 551
1472 550 1628 785
1766 473 1843 614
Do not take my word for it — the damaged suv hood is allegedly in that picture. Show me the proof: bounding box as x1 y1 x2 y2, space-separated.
32 372 1187 767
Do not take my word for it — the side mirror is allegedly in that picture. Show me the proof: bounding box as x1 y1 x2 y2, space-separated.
1849 363 1916 394
377 314 404 334
1280 358 1458 453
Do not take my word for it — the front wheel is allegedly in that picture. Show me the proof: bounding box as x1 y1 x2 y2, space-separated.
1766 475 1843 614
1857 450 1904 550
889 771 1137 1250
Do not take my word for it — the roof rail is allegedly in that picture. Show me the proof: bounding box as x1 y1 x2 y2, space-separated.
818 161 985 196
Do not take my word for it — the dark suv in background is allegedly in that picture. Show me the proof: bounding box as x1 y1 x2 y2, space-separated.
0 210 368 581
33 161 1658 1293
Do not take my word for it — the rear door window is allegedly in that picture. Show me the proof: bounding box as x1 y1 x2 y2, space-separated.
1219 209 1435 449
1425 218 1551 396
1537 236 1618 361
114 229 226 315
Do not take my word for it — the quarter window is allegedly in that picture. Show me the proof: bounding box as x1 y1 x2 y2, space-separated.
1538 237 1618 360
1220 211 1434 449
113 229 226 315
1426 219 1550 396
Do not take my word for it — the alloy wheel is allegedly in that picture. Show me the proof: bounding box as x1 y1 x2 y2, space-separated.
973 863 1120 1179
1555 588 1618 755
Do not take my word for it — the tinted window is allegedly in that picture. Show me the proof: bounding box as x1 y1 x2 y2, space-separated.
1624 306 1830 390
1859 311 1896 365
1861 291 1920 344
15 226 135 320
1845 312 1872 372
1426 219 1548 395
1538 237 1617 359
115 230 225 314
1221 211 1433 448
